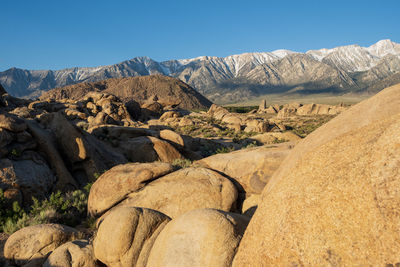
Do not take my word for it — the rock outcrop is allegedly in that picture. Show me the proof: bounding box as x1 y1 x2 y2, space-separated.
233 83 400 266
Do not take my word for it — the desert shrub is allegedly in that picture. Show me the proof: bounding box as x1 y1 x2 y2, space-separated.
0 188 90 234
215 146 235 154
172 158 192 169
272 138 289 144
243 141 259 149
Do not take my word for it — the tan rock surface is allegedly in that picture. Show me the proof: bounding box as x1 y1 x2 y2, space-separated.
196 144 293 194
233 83 400 266
146 209 250 267
0 112 27 132
93 207 170 267
159 129 185 147
43 239 98 267
119 167 238 218
88 162 174 216
4 224 78 266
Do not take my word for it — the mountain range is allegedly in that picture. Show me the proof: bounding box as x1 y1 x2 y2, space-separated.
1 39 400 103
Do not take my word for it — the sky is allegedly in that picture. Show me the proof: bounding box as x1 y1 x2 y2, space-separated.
1 0 399 71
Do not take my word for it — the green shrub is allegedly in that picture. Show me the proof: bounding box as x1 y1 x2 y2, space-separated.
0 188 90 234
172 158 192 169
215 146 235 154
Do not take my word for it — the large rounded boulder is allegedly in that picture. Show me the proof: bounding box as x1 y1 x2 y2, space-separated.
88 162 174 216
146 209 249 267
196 143 293 194
118 167 238 218
233 84 400 266
4 224 78 266
43 239 99 267
93 206 170 267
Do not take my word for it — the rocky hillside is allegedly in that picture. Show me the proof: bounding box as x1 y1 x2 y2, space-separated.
1 40 400 103
40 75 212 110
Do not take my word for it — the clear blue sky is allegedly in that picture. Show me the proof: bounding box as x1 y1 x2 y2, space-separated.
1 0 399 71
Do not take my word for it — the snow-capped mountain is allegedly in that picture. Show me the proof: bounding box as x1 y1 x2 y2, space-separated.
1 39 399 103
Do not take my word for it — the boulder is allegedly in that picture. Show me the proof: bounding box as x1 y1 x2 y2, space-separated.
43 240 98 267
221 114 242 125
122 136 183 163
118 167 238 218
178 117 194 126
146 209 249 267
159 110 181 121
250 131 301 144
0 158 56 202
0 112 27 132
4 224 78 266
196 144 293 194
88 162 174 217
265 105 278 114
276 106 297 118
159 129 185 148
244 119 269 133
233 83 400 266
207 104 229 120
258 99 267 111
93 207 170 267
141 101 163 117
25 120 79 190
296 103 346 115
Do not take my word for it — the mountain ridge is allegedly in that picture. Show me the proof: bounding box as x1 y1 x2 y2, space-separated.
1 39 400 103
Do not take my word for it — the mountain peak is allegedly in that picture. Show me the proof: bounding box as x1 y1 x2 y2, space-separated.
368 39 400 58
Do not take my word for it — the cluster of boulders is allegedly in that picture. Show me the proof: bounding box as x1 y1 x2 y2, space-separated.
207 104 286 133
0 89 209 207
3 140 294 266
3 82 400 266
258 99 348 118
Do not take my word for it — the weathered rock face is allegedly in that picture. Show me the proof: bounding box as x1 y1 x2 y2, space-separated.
93 207 170 267
207 104 230 120
296 103 346 115
146 209 250 267
4 224 78 266
0 112 27 132
121 136 184 163
233 83 400 266
118 167 238 218
196 144 293 194
277 102 347 118
250 131 301 145
43 239 99 267
38 112 128 186
0 158 55 202
88 162 174 217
